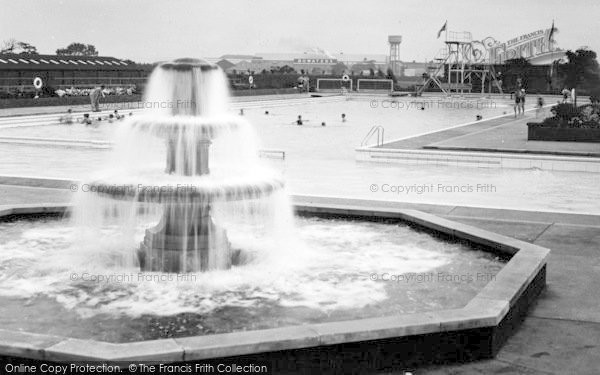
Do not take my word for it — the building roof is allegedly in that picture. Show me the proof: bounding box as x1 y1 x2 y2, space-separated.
401 61 431 69
332 53 387 63
220 54 262 60
256 52 332 61
215 59 235 70
349 62 377 71
227 60 291 73
254 52 387 64
0 54 146 70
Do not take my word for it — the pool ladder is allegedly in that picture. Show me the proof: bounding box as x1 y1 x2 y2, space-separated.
361 126 385 147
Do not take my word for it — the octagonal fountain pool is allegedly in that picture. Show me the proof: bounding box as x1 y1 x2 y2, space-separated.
0 212 504 343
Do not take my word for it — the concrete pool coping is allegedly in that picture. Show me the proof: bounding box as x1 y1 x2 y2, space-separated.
355 106 600 173
356 145 600 172
0 199 549 366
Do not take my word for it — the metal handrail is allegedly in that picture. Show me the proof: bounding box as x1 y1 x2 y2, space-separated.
258 149 286 160
361 126 384 147
446 31 472 43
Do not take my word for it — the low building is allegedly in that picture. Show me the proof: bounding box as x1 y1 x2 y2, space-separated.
218 50 389 76
225 59 292 74
401 61 433 77
0 53 151 95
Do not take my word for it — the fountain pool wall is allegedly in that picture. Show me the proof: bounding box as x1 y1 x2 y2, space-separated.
0 197 548 370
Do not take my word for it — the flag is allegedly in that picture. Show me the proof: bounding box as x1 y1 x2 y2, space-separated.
548 20 556 43
437 21 447 39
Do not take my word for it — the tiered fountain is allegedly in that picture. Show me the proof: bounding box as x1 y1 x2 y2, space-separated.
85 58 284 272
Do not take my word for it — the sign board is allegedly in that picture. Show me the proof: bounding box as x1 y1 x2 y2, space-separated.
488 28 558 63
293 58 338 64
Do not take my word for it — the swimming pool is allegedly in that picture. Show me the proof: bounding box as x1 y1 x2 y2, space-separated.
0 95 598 214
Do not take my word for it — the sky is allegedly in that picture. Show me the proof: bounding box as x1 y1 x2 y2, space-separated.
1 0 599 63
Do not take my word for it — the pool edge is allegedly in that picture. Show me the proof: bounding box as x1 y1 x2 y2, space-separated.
0 200 548 368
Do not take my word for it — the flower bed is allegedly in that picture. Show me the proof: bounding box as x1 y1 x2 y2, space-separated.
527 103 600 142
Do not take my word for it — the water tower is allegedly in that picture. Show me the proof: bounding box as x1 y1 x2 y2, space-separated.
388 35 403 75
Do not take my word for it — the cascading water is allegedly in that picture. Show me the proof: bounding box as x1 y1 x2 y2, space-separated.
71 58 289 273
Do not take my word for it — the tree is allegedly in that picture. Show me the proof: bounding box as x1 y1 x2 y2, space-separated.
503 57 532 89
504 57 531 67
1 39 38 55
277 65 296 74
1 38 16 53
564 49 600 94
386 67 397 82
18 42 38 55
56 43 99 56
331 62 348 76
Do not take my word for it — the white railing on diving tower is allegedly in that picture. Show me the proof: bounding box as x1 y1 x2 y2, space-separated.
446 31 472 44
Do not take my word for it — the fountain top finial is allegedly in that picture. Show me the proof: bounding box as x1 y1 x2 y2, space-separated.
160 58 218 71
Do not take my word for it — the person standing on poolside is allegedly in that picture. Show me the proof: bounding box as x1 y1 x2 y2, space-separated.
519 89 526 116
513 89 526 117
90 85 105 112
513 90 521 117
561 87 570 103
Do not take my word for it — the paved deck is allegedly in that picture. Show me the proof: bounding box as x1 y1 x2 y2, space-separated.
378 114 517 151
1 182 599 374
379 111 600 158
425 118 600 157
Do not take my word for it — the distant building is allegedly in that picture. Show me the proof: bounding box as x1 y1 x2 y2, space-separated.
215 49 388 75
225 59 291 74
216 54 262 65
0 53 151 94
402 61 434 77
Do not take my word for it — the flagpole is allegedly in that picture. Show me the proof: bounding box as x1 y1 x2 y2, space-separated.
445 21 448 42
550 19 555 94
445 21 449 94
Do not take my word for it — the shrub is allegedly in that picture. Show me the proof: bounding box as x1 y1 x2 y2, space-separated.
535 103 600 128
41 85 57 97
589 89 600 104
539 116 561 127
551 103 581 120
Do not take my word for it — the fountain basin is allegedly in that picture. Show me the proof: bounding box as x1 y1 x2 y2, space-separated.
0 197 548 368
159 57 219 71
125 115 246 140
87 178 284 202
